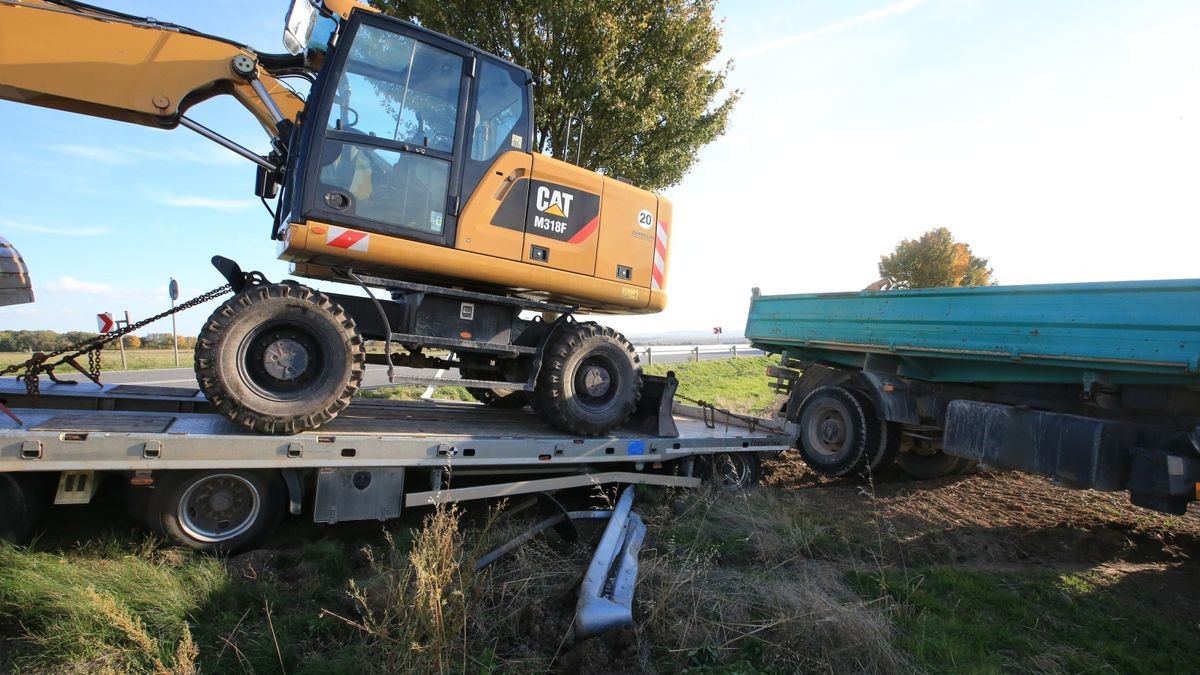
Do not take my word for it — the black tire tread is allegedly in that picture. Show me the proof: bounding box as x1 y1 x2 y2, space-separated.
845 389 900 471
533 321 642 436
196 283 365 435
147 470 285 554
795 386 879 477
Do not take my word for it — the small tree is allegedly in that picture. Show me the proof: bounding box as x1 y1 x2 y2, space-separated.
878 228 995 289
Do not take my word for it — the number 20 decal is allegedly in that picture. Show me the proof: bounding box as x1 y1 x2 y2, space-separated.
637 209 654 229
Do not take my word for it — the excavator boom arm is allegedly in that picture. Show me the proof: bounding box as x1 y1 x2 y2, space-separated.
0 0 306 136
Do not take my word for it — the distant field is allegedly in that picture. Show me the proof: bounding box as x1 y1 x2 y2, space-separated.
0 349 195 372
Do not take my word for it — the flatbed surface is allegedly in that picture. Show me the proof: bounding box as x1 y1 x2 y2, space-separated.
0 380 790 472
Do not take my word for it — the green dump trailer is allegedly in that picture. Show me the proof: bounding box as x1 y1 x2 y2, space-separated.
745 279 1200 514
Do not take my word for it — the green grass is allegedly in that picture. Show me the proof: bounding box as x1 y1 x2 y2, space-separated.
851 566 1200 673
0 538 222 672
357 384 474 402
645 355 781 414
0 349 195 372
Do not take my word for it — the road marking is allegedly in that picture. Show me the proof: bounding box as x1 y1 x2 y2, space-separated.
420 369 445 399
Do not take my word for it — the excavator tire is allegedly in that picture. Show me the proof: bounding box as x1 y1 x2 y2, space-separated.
533 322 642 436
196 282 364 435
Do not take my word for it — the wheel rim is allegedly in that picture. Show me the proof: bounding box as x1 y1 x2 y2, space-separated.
573 353 621 411
178 474 260 543
710 453 753 490
804 400 853 458
262 338 309 381
239 321 326 400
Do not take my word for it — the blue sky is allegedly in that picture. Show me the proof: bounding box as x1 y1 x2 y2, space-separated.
2 0 1198 339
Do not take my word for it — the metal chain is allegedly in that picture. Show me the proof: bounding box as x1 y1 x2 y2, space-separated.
673 391 788 434
1 283 233 399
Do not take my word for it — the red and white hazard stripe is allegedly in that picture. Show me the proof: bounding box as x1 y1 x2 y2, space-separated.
326 226 370 252
651 220 669 290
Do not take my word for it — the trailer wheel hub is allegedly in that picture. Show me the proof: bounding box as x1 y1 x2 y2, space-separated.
819 417 846 446
178 474 261 543
262 338 309 381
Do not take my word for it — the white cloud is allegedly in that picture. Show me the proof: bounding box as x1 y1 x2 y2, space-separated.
736 0 928 59
45 144 136 165
157 195 256 211
45 143 249 168
43 276 113 294
0 219 109 237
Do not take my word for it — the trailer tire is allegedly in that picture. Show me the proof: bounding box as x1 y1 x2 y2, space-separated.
795 386 878 477
196 282 365 434
845 389 900 471
534 322 642 436
149 470 285 554
698 452 761 491
896 452 977 480
0 473 52 544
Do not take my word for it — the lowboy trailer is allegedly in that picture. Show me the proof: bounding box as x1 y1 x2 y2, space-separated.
0 377 787 552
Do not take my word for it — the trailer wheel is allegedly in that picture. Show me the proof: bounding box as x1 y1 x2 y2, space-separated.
699 452 761 491
534 322 642 436
896 452 977 480
196 282 365 434
845 389 900 471
795 386 878 477
148 470 285 554
0 473 52 544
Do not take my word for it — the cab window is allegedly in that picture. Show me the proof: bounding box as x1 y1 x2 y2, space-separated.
471 61 526 160
327 24 462 154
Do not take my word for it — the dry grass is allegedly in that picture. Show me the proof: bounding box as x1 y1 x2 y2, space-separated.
331 505 483 673
636 490 906 674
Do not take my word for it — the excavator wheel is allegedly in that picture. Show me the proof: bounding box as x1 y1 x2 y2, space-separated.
196 282 365 434
534 322 642 436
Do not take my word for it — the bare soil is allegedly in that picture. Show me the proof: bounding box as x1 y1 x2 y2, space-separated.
763 452 1200 614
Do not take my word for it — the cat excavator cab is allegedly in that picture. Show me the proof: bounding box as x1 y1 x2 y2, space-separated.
0 0 675 436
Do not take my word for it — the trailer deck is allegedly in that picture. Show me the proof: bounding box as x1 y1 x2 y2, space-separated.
0 395 789 472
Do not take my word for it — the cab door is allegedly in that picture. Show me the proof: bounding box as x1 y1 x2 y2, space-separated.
297 12 472 247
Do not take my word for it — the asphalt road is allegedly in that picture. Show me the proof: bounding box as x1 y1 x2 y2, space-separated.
94 344 763 387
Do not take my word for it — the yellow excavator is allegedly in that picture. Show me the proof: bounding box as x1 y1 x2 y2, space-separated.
0 0 675 435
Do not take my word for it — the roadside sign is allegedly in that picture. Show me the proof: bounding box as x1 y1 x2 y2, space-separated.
97 312 115 333
168 278 179 302
713 326 722 334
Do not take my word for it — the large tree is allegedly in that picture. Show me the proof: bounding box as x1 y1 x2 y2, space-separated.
374 0 739 191
878 228 995 289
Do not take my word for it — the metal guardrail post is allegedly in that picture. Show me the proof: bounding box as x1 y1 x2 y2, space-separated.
692 346 699 362
644 346 652 366
731 345 737 357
